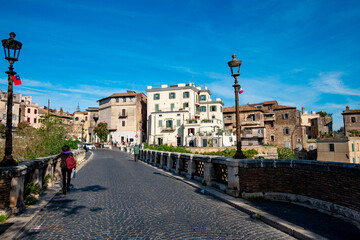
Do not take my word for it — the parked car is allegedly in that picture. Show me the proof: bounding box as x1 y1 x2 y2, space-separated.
80 143 96 150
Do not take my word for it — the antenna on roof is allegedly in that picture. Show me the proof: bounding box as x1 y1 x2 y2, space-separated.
76 103 80 111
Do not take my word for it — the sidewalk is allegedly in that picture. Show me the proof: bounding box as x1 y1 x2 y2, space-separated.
0 151 94 240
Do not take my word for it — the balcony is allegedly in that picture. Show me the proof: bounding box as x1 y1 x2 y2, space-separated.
118 113 128 118
264 114 275 121
242 120 261 126
224 119 233 125
161 126 176 132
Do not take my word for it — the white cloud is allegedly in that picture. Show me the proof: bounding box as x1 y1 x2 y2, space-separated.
310 72 360 96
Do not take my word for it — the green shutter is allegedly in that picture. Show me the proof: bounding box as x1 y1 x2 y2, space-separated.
177 120 181 126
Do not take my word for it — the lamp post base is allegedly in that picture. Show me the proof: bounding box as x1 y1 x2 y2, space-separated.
233 151 247 159
0 156 17 167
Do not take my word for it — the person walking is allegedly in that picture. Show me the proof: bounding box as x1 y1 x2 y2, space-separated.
54 145 75 194
134 144 140 162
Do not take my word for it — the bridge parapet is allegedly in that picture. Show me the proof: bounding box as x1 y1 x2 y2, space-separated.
139 149 360 224
0 150 86 215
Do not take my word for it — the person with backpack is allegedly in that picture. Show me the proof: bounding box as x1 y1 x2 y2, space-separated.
54 145 76 194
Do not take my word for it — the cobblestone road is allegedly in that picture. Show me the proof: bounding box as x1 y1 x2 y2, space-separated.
20 149 294 239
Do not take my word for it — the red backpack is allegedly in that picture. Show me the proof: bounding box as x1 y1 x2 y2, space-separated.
66 154 76 170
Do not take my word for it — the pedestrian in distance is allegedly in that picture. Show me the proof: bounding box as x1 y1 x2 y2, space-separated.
54 145 76 194
134 144 140 162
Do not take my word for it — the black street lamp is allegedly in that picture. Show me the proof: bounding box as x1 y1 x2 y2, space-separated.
228 54 246 159
1 32 22 167
81 119 85 142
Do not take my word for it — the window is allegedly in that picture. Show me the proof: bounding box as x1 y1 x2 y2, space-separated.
352 143 355 152
34 109 37 114
271 135 275 141
227 116 232 120
200 95 206 101
256 106 262 109
34 118 37 123
123 98 126 102
200 106 206 112
283 113 289 119
285 142 290 148
166 120 173 128
220 107 223 112
155 104 159 112
13 115 16 120
177 114 180 116
183 103 189 109
122 109 126 116
283 127 290 135
154 94 160 100
85 116 87 121
3 114 6 119
129 97 134 102
27 117 30 122
351 117 356 123
310 144 314 150
298 145 302 150
258 129 263 134
353 158 356 164
297 138 301 143
169 92 176 99
122 121 125 127
177 119 181 126
329 143 334 152
210 106 217 112
171 103 175 111
116 98 119 103
158 120 162 127
183 92 189 98
212 115 215 119
27 108 30 113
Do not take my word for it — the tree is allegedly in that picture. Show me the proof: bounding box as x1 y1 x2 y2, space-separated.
277 147 295 159
0 122 5 137
17 121 33 136
94 122 109 143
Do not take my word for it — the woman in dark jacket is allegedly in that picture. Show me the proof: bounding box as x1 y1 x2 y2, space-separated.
54 145 75 194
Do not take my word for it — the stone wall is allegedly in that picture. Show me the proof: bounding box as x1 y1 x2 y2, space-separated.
139 149 360 224
0 149 85 214
185 146 278 158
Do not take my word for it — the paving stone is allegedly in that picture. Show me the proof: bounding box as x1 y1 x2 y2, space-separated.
20 149 293 240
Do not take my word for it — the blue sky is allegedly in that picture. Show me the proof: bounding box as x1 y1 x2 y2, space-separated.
1 0 360 130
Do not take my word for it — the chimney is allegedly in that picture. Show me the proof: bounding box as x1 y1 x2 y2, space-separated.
302 107 305 114
346 106 350 111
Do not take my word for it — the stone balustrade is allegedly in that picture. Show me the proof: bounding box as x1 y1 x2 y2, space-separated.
139 149 360 224
0 150 85 215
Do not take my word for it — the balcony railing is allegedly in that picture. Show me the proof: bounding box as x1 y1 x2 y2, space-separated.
118 113 128 118
161 126 176 132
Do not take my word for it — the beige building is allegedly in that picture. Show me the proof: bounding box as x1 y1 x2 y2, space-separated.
342 106 360 136
98 91 147 145
21 103 41 128
0 89 22 128
72 111 89 141
146 83 224 147
85 107 99 143
317 137 360 164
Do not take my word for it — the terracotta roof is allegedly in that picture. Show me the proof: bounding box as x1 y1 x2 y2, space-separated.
263 100 278 105
342 109 360 115
223 105 262 113
98 92 146 102
274 105 296 110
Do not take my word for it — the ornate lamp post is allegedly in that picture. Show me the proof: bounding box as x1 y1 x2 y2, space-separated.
81 119 85 142
228 54 246 159
1 32 22 167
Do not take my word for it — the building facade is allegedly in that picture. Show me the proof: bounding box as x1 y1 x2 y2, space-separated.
98 91 147 145
317 137 360 164
146 83 224 147
85 107 99 143
342 106 360 137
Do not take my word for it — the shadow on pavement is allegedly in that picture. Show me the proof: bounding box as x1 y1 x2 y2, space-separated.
247 200 360 240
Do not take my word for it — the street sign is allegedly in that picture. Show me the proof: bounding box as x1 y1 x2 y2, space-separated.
135 134 138 138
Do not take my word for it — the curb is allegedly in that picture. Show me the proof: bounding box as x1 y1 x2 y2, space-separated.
138 159 327 240
1 151 94 240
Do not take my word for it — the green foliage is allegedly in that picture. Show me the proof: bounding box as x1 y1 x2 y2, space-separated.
43 174 53 185
64 139 81 149
200 148 258 158
143 143 191 153
25 183 39 196
94 122 109 143
25 197 38 205
349 130 360 137
0 122 4 137
0 214 9 222
277 147 295 159
319 111 332 117
17 121 32 135
246 195 265 202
